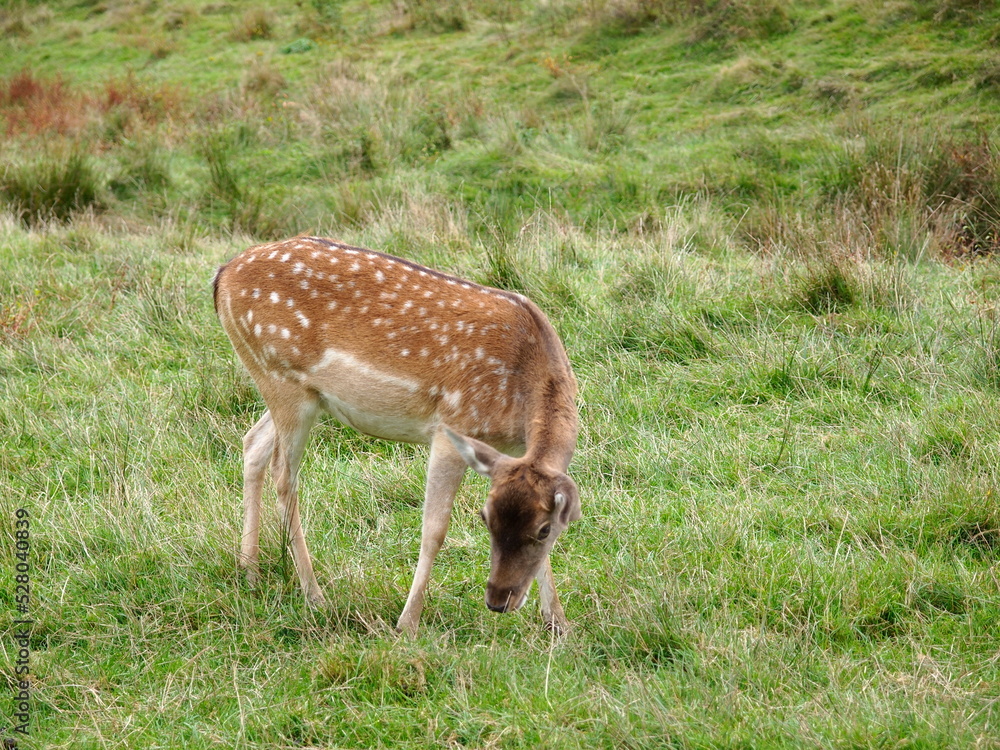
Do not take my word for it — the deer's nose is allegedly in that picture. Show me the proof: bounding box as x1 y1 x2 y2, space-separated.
485 585 527 613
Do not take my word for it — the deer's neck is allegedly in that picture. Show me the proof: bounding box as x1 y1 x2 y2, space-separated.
524 372 578 472
520 303 578 473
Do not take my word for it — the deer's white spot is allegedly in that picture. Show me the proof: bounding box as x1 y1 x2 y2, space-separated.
270 292 280 304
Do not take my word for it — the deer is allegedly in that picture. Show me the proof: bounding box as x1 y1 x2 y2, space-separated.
212 236 581 636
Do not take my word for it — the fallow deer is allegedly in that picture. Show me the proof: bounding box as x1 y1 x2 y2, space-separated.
213 236 580 635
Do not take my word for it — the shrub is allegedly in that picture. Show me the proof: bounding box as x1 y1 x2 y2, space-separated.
230 7 276 41
109 140 172 199
1 150 104 225
820 123 1000 257
241 58 286 98
0 1 52 37
199 134 286 238
595 0 793 40
0 69 86 136
792 260 858 315
397 0 468 33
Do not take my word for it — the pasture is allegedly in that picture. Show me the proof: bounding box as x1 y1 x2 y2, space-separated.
1 1 999 746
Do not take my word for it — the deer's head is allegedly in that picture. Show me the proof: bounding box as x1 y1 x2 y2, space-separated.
445 428 581 613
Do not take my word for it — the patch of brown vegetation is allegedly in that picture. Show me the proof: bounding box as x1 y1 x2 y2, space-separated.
1 69 185 140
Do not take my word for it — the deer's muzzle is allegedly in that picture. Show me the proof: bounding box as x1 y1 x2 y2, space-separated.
485 583 529 613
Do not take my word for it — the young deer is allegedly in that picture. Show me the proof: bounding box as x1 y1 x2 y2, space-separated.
213 236 580 635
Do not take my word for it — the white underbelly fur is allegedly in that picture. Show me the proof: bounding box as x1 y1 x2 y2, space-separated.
308 347 433 444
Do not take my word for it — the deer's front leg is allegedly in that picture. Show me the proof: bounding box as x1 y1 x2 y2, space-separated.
536 556 569 635
397 429 467 637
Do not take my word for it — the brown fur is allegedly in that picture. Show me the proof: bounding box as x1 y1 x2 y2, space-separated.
214 236 580 634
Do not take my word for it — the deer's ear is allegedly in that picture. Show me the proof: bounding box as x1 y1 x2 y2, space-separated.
553 478 581 525
442 426 505 477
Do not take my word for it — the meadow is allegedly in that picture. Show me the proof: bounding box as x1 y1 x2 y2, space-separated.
1 0 999 746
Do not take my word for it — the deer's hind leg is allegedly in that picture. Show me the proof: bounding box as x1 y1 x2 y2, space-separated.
241 411 275 585
264 391 324 605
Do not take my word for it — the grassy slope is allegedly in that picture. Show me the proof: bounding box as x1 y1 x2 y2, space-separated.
1 1 1000 747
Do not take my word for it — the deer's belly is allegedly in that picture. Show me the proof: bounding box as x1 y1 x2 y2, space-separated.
318 389 432 443
309 347 434 443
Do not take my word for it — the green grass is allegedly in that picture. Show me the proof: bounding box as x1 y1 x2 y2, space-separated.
1 0 1000 747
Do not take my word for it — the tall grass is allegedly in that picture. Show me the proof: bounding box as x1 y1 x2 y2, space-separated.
0 149 104 225
3 210 999 747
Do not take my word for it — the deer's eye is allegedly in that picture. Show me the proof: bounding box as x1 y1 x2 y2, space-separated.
537 524 551 541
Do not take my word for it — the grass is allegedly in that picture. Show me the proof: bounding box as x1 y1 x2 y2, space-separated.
1 0 999 747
